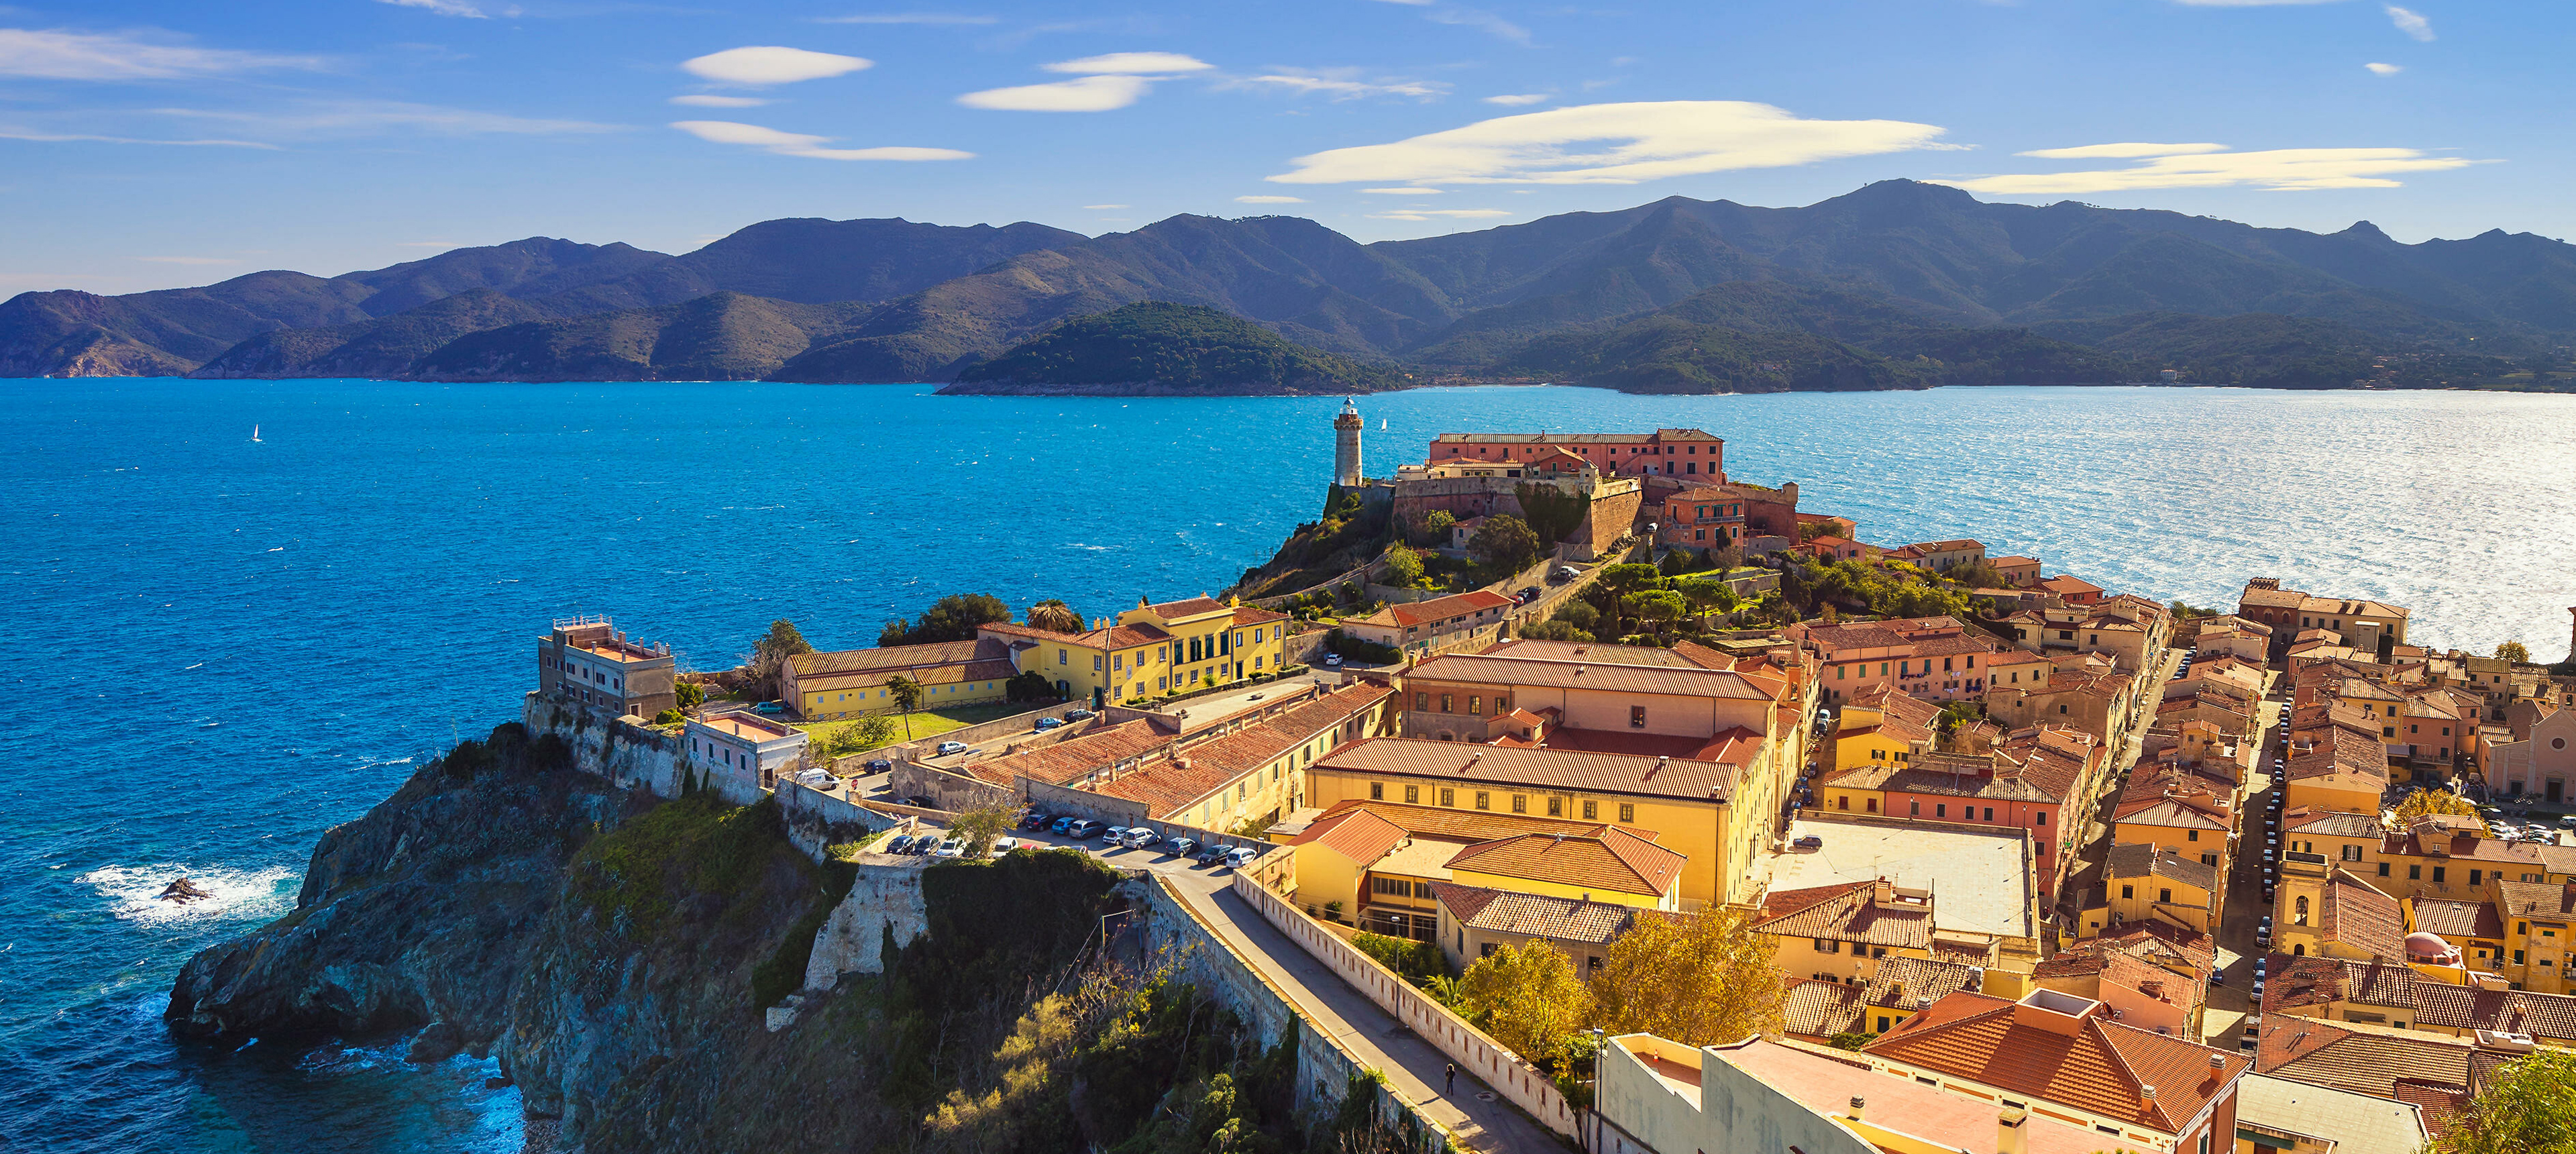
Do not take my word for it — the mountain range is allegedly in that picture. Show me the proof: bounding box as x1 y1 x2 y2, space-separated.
7 180 2571 391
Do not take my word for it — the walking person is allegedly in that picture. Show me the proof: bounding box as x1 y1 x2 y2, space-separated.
1445 1062 1456 1096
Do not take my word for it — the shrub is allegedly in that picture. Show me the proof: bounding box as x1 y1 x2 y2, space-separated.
1352 931 1448 983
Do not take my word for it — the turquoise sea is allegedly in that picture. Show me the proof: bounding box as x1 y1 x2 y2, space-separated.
3 379 2570 1151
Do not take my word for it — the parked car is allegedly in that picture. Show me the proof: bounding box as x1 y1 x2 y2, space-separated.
2251 978 2265 1000
1518 586 1541 602
1324 653 1344 667
864 759 893 773
2211 969 2226 986
2562 814 2576 828
1034 717 1065 731
936 740 968 755
886 835 916 855
1103 826 1130 845
1021 811 1053 830
1193 843 1231 866
1064 708 1095 721
1551 565 1580 583
1165 837 1199 859
1792 835 1825 850
1122 828 1160 850
1051 816 1079 835
989 837 1018 855
1222 847 1258 870
932 837 966 859
1065 820 1104 839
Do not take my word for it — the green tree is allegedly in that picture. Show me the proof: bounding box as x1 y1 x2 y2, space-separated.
1587 910 1786 1047
1710 544 1745 572
1552 599 1601 632
749 619 814 698
2169 599 2221 619
1469 513 1544 574
1947 560 2007 590
1006 670 1059 702
888 675 925 737
881 593 1014 647
1027 599 1085 634
1519 619 1592 642
950 796 1017 855
1426 509 1456 535
2496 640 2533 664
1627 590 1689 636
674 680 706 711
1675 578 1738 629
2394 789 2478 823
853 714 898 749
1658 547 1700 577
2431 1049 2576 1154
1598 563 1660 597
1456 940 1593 1070
1380 544 1426 588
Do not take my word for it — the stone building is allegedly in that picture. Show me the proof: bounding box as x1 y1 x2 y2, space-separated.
537 615 676 719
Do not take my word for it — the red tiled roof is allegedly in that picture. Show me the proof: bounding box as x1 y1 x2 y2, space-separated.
1093 684 1393 817
1293 807 1410 864
1751 880 1933 949
1443 827 1683 898
1428 882 1639 943
966 719 1175 786
1864 992 2250 1133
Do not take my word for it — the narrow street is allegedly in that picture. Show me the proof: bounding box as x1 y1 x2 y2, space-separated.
2202 675 2290 1044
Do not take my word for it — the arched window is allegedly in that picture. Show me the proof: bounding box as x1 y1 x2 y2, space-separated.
2294 895 2310 925
2292 943 2306 956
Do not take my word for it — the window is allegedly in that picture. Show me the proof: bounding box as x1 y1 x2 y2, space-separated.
1415 692 1429 710
1910 800 1921 817
1838 796 1849 811
1867 798 1878 814
1815 938 1840 953
1441 694 1454 713
1511 794 1527 813
1582 800 1598 820
2159 888 2174 904
1629 705 1647 729
2471 870 2483 886
2188 829 2199 842
2121 884 2134 899
1936 804 1947 818
1983 807 1994 822
2035 811 2046 826
1547 796 1564 817
1440 788 1454 807
1474 791 1490 810
2379 862 2391 877
1618 803 1633 823
2432 866 2446 884
1877 1016 1892 1033
1403 785 1419 804
1370 782 1384 800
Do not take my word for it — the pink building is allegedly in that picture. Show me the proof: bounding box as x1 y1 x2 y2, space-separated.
1426 428 1725 479
1792 615 2006 704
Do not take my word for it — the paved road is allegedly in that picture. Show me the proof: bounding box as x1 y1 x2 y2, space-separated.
2204 675 2288 1045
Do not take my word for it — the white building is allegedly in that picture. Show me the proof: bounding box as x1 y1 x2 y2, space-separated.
684 709 810 804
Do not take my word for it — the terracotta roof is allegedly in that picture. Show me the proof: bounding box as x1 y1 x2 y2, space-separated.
1292 807 1411 864
2411 898 2504 941
1297 797 1632 845
2040 574 2104 596
1865 954 1982 1010
1428 882 1638 943
2318 869 2405 961
1517 724 1766 766
2262 956 2418 1015
788 637 1011 677
2493 879 2576 922
981 619 1174 651
1783 978 1864 1039
1316 737 1743 802
1407 647 1790 700
1907 539 1986 553
2392 1081 2471 1142
2256 1016 2477 1100
1444 827 1684 898
2412 982 2576 1041
1144 595 1230 618
1864 992 2250 1134
1846 684 1941 744
1090 684 1394 817
2284 808 2385 838
1347 590 1515 631
964 719 1173 786
2104 842 2218 892
1751 880 1934 949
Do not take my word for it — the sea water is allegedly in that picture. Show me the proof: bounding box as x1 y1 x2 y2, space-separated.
2 379 2569 1151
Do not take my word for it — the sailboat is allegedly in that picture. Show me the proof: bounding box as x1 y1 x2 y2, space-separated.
250 425 262 443
1379 418 1386 430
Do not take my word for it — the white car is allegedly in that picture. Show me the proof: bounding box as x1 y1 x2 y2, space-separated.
989 836 1018 855
1121 827 1160 849
932 837 965 858
1324 653 1344 667
935 740 968 755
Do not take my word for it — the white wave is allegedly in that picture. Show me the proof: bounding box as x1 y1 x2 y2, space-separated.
77 862 298 925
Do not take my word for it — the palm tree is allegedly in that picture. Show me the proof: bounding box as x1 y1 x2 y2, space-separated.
1026 599 1084 634
886 675 924 737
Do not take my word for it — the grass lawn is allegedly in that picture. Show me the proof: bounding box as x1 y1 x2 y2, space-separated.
794 701 1032 753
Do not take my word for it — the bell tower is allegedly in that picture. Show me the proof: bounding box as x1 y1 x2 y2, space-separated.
1334 397 1364 486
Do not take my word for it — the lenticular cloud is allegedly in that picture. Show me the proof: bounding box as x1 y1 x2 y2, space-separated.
1266 100 1949 187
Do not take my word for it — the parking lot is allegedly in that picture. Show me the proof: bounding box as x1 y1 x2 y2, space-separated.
861 816 1269 897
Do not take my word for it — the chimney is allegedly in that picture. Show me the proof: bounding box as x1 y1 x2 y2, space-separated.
2207 1054 2226 1076
1846 1096 1866 1122
1997 1107 2029 1154
2141 1085 2157 1112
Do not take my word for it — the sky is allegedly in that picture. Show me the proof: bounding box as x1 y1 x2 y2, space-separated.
4 0 2570 297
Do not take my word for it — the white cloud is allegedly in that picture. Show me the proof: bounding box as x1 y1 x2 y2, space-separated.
378 0 491 17
2384 4 2433 40
2019 142 2228 158
0 125 277 148
958 74 1152 111
1269 100 1947 186
1083 203 1128 209
0 28 324 81
1233 70 1446 101
2365 61 2403 74
1482 93 1548 105
1362 187 1444 194
681 46 872 87
1428 7 1530 44
156 101 618 138
1939 144 2478 193
814 13 1000 23
670 119 971 161
1369 209 1513 221
671 94 772 107
1235 195 1306 203
1046 52 1213 74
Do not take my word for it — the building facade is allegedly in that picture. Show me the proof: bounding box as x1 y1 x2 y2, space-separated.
537 616 677 718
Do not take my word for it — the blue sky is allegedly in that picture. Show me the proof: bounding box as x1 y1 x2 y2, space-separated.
5 0 2567 296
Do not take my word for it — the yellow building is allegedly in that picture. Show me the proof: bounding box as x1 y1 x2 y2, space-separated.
2102 842 2220 935
1827 686 1938 790
1277 797 1644 934
1752 878 1936 986
781 637 1018 719
1305 737 1758 906
981 594 1293 707
2281 731 2388 815
2495 878 2575 995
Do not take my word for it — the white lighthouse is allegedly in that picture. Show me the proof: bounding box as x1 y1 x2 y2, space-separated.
1333 397 1364 486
